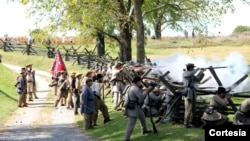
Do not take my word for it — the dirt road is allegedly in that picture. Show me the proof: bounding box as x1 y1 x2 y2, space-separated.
0 64 99 141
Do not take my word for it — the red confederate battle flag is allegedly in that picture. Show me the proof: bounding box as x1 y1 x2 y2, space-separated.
50 49 67 76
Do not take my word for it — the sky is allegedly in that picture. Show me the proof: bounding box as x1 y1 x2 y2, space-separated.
1 1 250 37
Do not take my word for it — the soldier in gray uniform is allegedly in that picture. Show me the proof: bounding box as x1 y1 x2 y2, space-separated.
201 87 230 125
233 98 250 125
182 63 206 128
124 76 152 141
142 87 166 117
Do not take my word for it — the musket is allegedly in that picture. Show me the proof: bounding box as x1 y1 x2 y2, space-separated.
132 68 158 133
228 91 250 98
200 66 229 69
200 76 212 84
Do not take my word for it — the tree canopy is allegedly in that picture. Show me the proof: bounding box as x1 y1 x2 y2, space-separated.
10 0 250 63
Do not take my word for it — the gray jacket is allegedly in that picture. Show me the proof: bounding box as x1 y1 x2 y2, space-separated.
182 68 204 101
124 84 145 118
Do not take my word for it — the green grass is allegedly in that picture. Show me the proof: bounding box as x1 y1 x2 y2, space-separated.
0 64 19 125
75 93 205 141
0 36 250 141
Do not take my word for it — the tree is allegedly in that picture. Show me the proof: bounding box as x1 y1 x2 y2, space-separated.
143 0 250 40
133 0 145 63
95 32 105 57
14 0 134 62
10 0 250 63
233 25 250 33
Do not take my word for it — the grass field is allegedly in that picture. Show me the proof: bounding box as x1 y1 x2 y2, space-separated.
0 36 250 141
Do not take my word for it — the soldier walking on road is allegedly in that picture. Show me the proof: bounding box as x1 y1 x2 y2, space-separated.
31 70 38 99
16 71 27 107
26 70 34 101
67 72 76 109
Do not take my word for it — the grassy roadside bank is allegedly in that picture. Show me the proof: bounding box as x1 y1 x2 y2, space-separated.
0 64 18 125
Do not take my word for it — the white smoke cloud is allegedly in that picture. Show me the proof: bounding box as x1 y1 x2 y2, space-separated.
150 51 250 92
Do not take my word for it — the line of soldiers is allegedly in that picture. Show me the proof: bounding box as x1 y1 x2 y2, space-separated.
49 69 112 130
15 64 38 107
100 61 250 129
47 60 250 135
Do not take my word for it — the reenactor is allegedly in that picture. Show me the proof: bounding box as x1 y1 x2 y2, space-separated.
54 71 69 108
81 78 95 130
26 69 34 101
67 72 76 109
124 76 152 141
110 62 126 109
92 73 111 125
73 73 83 115
201 87 230 126
233 98 250 125
182 63 206 128
16 71 27 107
142 87 165 118
31 70 38 99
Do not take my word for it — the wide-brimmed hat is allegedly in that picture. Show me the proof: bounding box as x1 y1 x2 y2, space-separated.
115 61 125 67
153 87 161 92
159 85 166 90
71 72 76 75
26 64 33 67
76 73 83 77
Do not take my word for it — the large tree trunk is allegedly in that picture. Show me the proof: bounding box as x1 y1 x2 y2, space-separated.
96 32 105 56
133 0 145 64
119 22 132 62
117 0 132 62
154 19 162 40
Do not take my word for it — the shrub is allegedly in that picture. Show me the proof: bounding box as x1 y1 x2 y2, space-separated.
233 25 250 33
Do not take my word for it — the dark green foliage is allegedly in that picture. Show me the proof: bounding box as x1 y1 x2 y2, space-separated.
233 25 250 33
